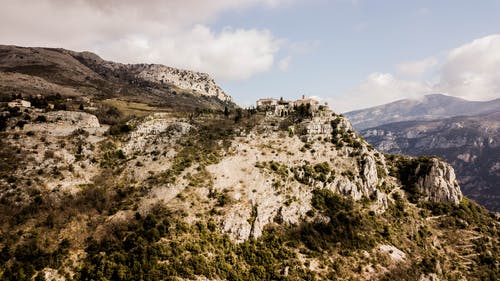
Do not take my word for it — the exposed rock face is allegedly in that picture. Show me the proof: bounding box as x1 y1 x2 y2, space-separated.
124 113 192 154
415 158 462 205
362 112 499 211
3 106 494 281
24 111 103 137
65 48 233 103
45 111 100 128
134 64 231 102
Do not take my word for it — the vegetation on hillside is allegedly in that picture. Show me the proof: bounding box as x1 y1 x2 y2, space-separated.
0 106 498 280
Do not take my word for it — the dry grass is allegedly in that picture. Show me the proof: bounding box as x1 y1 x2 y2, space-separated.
102 99 167 117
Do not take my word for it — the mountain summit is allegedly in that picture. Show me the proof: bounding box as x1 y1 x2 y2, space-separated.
345 94 500 130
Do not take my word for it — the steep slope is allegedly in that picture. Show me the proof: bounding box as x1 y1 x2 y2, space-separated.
0 45 234 111
0 105 497 280
344 94 500 130
361 112 500 212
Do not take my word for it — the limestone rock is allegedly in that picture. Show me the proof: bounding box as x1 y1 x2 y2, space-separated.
135 64 232 102
44 111 100 128
416 158 462 204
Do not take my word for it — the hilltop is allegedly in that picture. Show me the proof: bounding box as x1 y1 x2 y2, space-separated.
0 47 498 280
0 96 498 280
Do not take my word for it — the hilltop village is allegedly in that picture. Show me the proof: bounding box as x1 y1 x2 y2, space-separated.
254 96 336 142
255 95 329 117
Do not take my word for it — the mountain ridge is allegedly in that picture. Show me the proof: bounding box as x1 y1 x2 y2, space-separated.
345 93 500 130
0 44 234 111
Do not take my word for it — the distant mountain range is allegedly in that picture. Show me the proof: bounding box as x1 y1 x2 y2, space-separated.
345 94 500 131
352 95 500 212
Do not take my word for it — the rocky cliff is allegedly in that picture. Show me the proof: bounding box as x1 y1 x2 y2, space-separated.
362 112 500 212
2 104 493 281
133 64 230 102
0 49 498 280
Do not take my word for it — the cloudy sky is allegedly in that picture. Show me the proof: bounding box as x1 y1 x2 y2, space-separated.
1 0 499 112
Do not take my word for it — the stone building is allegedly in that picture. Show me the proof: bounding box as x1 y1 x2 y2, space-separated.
256 95 329 118
8 99 31 108
256 98 279 109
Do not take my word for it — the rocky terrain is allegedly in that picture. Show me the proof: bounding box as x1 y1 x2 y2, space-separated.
345 94 500 130
0 103 497 280
361 112 500 212
0 45 234 111
0 46 498 280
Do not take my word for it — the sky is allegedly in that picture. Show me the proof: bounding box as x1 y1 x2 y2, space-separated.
1 0 500 112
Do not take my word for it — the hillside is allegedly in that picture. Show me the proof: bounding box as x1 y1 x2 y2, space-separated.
361 112 500 212
344 94 500 130
0 101 498 280
0 45 234 111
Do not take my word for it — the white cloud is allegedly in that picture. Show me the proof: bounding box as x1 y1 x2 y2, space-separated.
278 56 292 71
397 57 438 77
435 34 500 101
0 0 288 80
338 34 500 112
274 40 319 72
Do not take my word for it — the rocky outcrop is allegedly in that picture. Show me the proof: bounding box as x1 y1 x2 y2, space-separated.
23 111 103 136
68 48 232 103
124 113 192 154
415 158 462 204
393 156 462 205
362 112 499 211
44 111 100 128
134 64 232 102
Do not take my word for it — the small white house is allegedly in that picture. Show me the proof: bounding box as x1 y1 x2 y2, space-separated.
8 99 31 108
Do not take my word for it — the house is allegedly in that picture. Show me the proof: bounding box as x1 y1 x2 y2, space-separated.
294 95 319 107
8 99 31 108
256 98 279 110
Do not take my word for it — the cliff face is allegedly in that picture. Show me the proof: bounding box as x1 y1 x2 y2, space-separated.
2 106 497 281
390 156 462 205
417 159 461 204
68 49 232 102
362 112 500 212
133 64 231 102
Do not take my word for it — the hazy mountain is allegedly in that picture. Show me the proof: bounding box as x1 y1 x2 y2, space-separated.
345 94 500 130
361 112 500 212
0 45 234 111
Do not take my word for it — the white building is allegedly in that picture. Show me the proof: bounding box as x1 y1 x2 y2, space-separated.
8 99 31 108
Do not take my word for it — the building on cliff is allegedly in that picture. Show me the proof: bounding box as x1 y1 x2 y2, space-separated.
256 95 328 117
